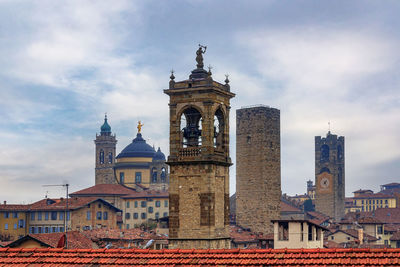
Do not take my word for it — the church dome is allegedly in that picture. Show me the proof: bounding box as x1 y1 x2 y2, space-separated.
153 147 166 161
116 133 155 159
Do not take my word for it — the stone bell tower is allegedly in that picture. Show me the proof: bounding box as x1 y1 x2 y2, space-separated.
315 131 345 221
95 114 117 185
164 46 235 249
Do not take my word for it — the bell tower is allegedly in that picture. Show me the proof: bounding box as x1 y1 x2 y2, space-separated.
164 46 235 249
95 114 117 185
315 131 345 221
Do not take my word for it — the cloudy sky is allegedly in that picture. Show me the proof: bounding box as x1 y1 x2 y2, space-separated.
0 0 399 203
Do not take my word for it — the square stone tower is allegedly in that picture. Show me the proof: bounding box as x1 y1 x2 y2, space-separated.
315 132 345 221
236 106 281 234
164 46 235 249
95 115 117 185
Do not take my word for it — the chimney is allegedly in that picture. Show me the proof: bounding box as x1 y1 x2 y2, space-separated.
3 201 6 205
358 228 363 245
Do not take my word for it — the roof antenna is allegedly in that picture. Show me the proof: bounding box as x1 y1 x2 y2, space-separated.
328 121 331 134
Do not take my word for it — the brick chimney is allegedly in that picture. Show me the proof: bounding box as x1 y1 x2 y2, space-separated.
358 228 363 245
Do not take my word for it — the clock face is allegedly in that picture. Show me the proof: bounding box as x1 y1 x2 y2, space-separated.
320 177 330 188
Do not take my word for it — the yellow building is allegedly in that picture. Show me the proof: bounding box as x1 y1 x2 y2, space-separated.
0 204 28 241
122 191 169 229
352 191 397 212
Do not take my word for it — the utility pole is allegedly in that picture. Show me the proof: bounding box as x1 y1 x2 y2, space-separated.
42 183 69 248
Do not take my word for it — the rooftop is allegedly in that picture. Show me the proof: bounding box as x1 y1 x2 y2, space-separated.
0 248 400 265
70 184 136 196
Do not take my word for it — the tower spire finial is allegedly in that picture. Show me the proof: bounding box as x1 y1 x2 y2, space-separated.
137 121 144 134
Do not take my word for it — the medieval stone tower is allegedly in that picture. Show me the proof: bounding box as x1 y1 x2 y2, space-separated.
315 131 345 221
236 106 281 234
164 46 235 249
95 115 117 185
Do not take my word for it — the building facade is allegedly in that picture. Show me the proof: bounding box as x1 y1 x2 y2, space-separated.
236 106 281 234
95 115 117 185
164 46 234 249
315 131 345 221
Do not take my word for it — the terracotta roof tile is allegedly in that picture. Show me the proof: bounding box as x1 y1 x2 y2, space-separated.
280 201 301 212
70 184 137 196
1 248 400 265
0 204 30 211
29 197 121 212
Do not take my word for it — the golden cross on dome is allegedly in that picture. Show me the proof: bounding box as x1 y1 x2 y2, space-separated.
137 121 144 133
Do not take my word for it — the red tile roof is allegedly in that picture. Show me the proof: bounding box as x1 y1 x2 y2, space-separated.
0 204 30 211
280 201 301 212
70 184 137 196
0 248 400 265
390 231 400 241
29 197 121 212
229 226 258 244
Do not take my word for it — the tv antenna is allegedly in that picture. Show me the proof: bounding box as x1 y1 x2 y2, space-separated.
42 183 69 248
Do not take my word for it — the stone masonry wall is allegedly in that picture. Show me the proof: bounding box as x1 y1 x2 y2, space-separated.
236 106 281 234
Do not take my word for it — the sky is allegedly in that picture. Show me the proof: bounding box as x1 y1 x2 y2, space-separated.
0 0 399 203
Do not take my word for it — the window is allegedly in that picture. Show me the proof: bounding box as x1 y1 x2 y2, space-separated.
38 212 42 221
278 222 289 241
148 207 154 213
67 212 70 221
120 172 125 184
164 200 168 207
378 225 383 235
38 227 42 233
97 212 102 220
135 172 142 184
161 168 166 182
87 211 91 220
52 227 57 233
125 213 130 219
126 201 130 208
385 240 389 246
300 223 304 241
163 212 168 217
18 219 24 228
134 213 138 219
98 204 101 208
141 201 146 208
134 201 138 208
308 224 314 241
13 223 17 229
4 223 8 230
108 152 113 164
59 212 64 220
385 199 388 204
141 213 146 219
331 236 334 240
103 212 108 220
59 227 64 233
373 200 375 204
31 212 35 221
100 149 104 164
126 224 130 229
152 168 157 183
45 227 49 233
13 212 18 218
381 199 383 204
155 212 159 220
361 200 364 204
51 212 57 220
4 212 9 218
45 212 49 220
29 227 34 234
156 201 161 207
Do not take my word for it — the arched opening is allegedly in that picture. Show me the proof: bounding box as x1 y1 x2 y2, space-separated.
319 167 331 174
161 167 166 182
180 107 202 147
213 108 225 148
320 144 330 162
108 152 113 164
99 150 104 164
151 168 157 183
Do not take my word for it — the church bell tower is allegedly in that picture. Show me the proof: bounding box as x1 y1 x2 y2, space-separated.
95 114 117 185
164 46 235 249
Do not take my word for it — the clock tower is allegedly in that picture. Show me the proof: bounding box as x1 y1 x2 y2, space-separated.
315 131 345 221
164 46 235 249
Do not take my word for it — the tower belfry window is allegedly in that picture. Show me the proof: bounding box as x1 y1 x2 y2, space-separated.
99 150 104 164
108 152 113 164
213 108 224 148
320 145 329 162
180 107 202 147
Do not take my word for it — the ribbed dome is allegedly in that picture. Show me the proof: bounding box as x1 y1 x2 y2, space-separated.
153 147 166 161
116 133 155 158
